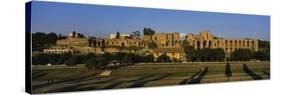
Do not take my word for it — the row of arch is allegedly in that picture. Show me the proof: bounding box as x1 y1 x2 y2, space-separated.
89 39 146 47
193 40 257 50
43 49 73 54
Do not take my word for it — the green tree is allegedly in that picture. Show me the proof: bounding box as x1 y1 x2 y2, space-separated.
116 32 120 39
56 53 71 64
46 33 58 45
132 30 141 38
147 41 158 49
85 58 98 70
142 54 155 63
225 63 232 81
64 55 81 66
182 40 197 61
32 32 58 51
95 55 111 69
32 53 49 65
157 54 171 62
123 53 135 64
230 49 253 61
254 51 270 61
258 40 270 49
193 48 225 62
210 48 225 61
143 27 156 40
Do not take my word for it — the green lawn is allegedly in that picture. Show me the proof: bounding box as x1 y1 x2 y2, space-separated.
31 62 270 93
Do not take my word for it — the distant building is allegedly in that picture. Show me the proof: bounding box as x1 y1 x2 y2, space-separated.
185 30 259 54
43 30 259 61
153 48 185 62
57 31 89 47
110 33 131 39
43 46 74 54
143 32 181 48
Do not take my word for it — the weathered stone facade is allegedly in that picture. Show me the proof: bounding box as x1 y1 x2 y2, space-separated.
143 32 181 48
56 32 89 47
43 31 259 62
153 48 184 61
186 31 259 54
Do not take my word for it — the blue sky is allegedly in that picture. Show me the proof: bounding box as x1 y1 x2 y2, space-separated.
31 1 270 41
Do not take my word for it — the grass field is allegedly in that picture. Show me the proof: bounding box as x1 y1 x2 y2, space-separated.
31 62 270 93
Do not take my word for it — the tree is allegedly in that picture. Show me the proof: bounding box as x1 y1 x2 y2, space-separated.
182 40 197 61
132 31 141 38
46 33 58 45
32 32 58 51
58 33 65 40
210 48 225 61
85 58 98 70
254 51 270 61
143 27 156 40
47 54 60 65
123 53 135 64
230 49 253 61
143 28 155 35
116 32 120 39
225 63 232 81
147 41 158 49
140 54 154 63
258 40 270 49
157 54 171 62
77 33 85 38
56 53 71 65
190 48 225 62
64 55 81 66
32 53 49 65
95 56 111 69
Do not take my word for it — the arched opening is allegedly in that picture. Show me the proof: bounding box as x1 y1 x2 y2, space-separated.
121 42 125 47
197 41 200 49
209 41 212 48
203 40 207 48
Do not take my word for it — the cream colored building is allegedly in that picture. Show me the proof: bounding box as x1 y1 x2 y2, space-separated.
43 46 74 54
143 32 181 48
43 31 259 61
153 48 185 62
110 33 131 39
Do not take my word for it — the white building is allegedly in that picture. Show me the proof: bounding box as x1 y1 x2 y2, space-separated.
110 33 131 39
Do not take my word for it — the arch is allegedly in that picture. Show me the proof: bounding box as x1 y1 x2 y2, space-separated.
217 40 220 47
247 41 250 47
230 40 232 47
197 41 200 49
209 41 212 48
252 41 255 47
203 40 207 48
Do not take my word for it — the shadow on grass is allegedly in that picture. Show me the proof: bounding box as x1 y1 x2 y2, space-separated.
225 63 232 81
32 72 48 79
102 74 155 89
243 64 263 80
47 78 119 93
179 69 202 85
263 70 270 78
188 66 208 84
32 71 42 76
127 73 172 88
32 73 97 90
47 83 97 93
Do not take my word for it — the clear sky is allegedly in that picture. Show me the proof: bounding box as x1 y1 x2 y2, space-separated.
31 1 270 41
